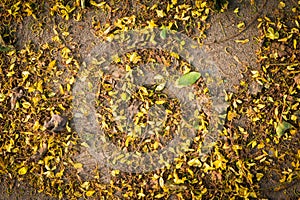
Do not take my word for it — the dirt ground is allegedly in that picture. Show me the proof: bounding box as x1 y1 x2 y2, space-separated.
0 0 299 199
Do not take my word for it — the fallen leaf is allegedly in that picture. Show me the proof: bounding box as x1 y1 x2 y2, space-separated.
18 166 28 175
276 120 293 137
177 71 201 86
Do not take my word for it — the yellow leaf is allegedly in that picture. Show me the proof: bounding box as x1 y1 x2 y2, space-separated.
48 92 56 97
81 181 90 190
234 7 239 14
47 60 56 71
125 136 132 147
59 84 64 95
147 20 157 28
22 71 30 82
66 123 71 132
18 166 28 175
74 191 82 197
125 64 131 71
58 103 65 110
6 138 14 152
201 2 207 8
28 87 35 93
187 158 201 167
203 163 214 173
187 168 194 177
156 10 166 18
155 193 165 198
257 142 265 149
62 31 69 37
128 52 141 64
52 35 61 43
61 47 71 59
86 190 95 197
159 177 165 188
137 190 145 198
150 4 158 10
153 141 159 150
213 160 223 169
278 1 285 9
69 76 75 84
66 57 73 64
55 169 64 178
90 1 106 8
22 101 31 109
254 154 266 161
155 100 166 105
33 121 40 131
257 104 265 109
37 80 43 93
81 142 90 148
250 140 257 148
235 39 249 44
120 92 127 101
256 173 264 181
73 163 83 169
293 39 297 49
7 71 15 77
111 169 120 176
237 22 245 29
170 51 179 59
227 110 238 121
105 34 114 42
32 97 40 106
67 83 71 92
0 93 5 102
173 169 186 184
139 86 148 95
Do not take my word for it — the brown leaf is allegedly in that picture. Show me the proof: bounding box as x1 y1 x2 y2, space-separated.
10 87 23 110
294 74 300 85
44 114 67 132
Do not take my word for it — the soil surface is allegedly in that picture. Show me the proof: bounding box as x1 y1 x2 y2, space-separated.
1 0 299 199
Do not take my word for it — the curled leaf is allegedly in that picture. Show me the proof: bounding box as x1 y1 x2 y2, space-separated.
266 27 279 40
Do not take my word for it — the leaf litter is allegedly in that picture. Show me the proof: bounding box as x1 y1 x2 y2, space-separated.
0 0 299 199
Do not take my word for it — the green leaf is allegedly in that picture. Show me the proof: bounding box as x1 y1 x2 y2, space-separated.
177 71 201 86
0 45 11 52
160 26 167 39
276 120 293 137
0 93 5 102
